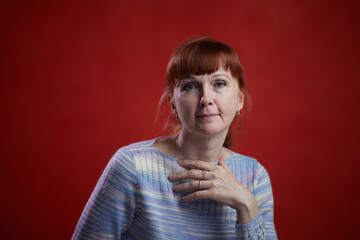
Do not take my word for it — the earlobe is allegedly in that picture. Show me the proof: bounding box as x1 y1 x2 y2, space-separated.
170 100 178 119
170 100 176 112
172 108 179 120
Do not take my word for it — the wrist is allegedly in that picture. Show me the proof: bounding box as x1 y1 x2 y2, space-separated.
235 197 260 224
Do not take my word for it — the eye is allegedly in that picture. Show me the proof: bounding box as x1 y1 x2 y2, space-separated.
214 81 227 88
182 83 196 91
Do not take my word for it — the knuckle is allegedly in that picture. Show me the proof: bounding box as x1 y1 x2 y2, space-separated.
194 161 202 168
188 169 196 176
212 173 220 180
209 188 217 195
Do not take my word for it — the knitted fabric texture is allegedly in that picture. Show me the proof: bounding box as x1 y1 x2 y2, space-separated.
73 138 277 239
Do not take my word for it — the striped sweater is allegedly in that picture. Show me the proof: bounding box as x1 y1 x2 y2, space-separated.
73 138 277 239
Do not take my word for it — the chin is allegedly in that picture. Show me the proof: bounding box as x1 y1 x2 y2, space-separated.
195 126 228 137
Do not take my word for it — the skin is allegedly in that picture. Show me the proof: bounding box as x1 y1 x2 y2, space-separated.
155 67 260 224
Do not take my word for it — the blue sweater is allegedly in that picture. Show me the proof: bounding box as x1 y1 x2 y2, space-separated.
73 138 277 239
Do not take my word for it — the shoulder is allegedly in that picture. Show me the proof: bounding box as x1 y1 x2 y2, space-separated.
109 138 164 167
124 138 158 151
226 151 264 170
225 151 270 185
112 138 159 157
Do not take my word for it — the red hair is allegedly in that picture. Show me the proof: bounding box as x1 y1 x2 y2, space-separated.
158 37 250 148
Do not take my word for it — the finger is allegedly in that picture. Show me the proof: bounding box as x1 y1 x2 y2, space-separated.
181 189 214 202
172 180 210 191
177 160 215 171
168 169 209 181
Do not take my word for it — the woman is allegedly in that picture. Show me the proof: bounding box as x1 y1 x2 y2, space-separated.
73 38 277 239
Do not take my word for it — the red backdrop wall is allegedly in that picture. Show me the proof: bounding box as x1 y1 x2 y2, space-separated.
1 0 359 239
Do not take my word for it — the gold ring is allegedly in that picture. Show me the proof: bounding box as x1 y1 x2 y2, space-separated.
202 170 207 179
198 180 202 189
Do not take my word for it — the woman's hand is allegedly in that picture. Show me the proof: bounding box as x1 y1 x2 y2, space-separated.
168 157 260 224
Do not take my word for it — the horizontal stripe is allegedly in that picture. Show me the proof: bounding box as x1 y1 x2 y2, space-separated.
73 138 277 240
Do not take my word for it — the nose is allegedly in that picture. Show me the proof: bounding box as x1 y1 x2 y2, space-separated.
199 88 214 107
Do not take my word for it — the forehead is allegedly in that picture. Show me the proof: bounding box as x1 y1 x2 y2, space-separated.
178 67 234 82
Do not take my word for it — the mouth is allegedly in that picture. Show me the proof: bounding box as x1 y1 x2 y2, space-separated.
196 113 219 119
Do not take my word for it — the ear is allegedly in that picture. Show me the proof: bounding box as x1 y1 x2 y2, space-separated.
170 98 176 112
236 90 244 112
170 100 179 120
169 89 178 111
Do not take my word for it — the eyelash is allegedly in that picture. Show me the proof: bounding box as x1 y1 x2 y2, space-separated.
182 83 196 91
182 81 227 91
215 81 227 88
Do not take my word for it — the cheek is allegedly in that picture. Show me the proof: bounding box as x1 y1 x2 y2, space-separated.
219 93 239 112
178 97 196 115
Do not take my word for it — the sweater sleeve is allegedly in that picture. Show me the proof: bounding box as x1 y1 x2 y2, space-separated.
72 147 137 240
235 163 277 240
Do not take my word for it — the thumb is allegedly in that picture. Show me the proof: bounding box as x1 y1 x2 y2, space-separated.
219 157 227 167
218 156 228 169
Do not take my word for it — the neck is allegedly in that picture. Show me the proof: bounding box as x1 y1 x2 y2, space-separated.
172 129 228 163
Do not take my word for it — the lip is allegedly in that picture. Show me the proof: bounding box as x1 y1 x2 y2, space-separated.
196 113 219 118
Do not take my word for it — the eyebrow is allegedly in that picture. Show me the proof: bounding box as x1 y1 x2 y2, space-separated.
177 73 231 85
211 74 231 80
179 75 195 81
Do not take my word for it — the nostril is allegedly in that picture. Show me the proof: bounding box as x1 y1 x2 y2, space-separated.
200 96 210 103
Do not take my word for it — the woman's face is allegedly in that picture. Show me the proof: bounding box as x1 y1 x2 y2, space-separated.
171 67 244 137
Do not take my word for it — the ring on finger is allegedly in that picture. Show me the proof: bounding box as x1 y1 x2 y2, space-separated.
198 180 202 189
202 170 207 180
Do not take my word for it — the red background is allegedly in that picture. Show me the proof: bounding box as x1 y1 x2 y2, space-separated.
1 0 359 239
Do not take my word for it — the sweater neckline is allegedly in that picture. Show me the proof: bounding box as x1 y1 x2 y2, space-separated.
151 136 236 163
